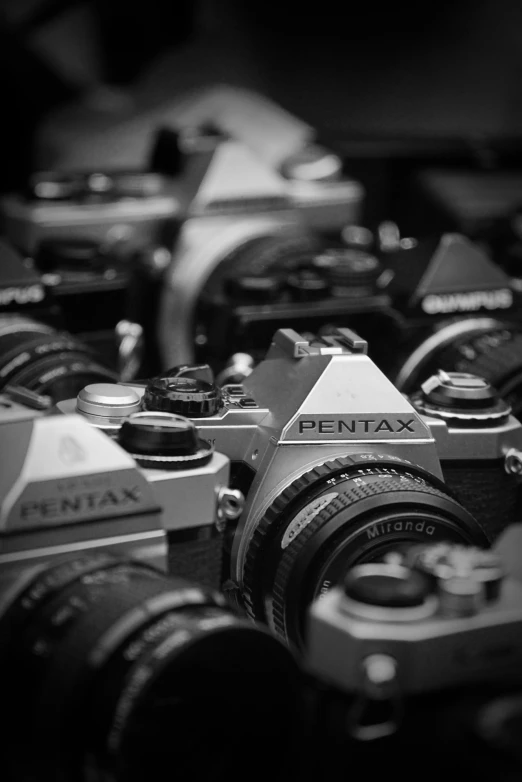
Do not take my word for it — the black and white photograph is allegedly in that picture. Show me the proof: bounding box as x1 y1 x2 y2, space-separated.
0 2 521 780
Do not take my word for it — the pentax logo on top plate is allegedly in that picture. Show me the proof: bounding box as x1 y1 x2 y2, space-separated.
282 415 429 441
18 485 143 525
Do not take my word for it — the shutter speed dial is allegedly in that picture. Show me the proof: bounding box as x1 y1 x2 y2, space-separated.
142 375 222 418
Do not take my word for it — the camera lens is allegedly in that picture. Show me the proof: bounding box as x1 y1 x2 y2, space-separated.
0 315 116 402
241 453 488 648
1 555 301 782
394 319 522 417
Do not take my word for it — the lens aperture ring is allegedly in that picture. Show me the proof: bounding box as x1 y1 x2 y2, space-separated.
270 475 472 643
241 454 487 647
242 456 433 619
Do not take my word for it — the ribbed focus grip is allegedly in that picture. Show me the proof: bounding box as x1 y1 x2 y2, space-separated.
435 328 522 415
269 474 459 642
241 454 488 647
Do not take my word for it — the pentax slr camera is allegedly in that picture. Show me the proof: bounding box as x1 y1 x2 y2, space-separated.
0 385 243 592
61 327 522 649
0 392 302 782
306 539 522 781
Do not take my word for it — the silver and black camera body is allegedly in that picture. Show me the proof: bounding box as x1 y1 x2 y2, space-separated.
66 327 522 649
0 385 243 596
375 232 522 419
194 229 522 422
1 128 363 382
305 540 522 780
0 391 311 782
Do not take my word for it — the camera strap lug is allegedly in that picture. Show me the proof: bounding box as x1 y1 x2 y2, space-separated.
503 447 522 477
346 654 403 741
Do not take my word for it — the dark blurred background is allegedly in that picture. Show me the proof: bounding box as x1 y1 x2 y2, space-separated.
2 0 522 193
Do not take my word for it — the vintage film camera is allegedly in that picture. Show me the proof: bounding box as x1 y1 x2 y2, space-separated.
0 235 160 402
0 121 363 380
0 171 181 378
184 224 522 422
305 539 522 781
0 387 303 782
148 123 364 371
0 385 243 591
376 231 522 419
0 239 126 402
59 327 522 649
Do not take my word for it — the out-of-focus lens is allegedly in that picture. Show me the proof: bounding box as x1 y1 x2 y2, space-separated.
1 555 302 782
0 315 116 402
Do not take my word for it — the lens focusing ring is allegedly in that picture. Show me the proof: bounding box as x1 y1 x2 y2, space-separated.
241 455 488 647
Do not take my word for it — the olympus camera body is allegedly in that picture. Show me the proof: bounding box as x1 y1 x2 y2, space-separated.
375 232 522 418
0 386 243 596
0 174 181 375
61 327 522 648
188 227 522 425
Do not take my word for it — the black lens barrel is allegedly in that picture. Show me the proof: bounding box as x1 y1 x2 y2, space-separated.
0 315 116 401
242 454 488 648
1 556 301 782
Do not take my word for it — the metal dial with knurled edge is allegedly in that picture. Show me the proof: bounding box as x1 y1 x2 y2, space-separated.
142 376 221 418
240 454 488 648
438 328 522 417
